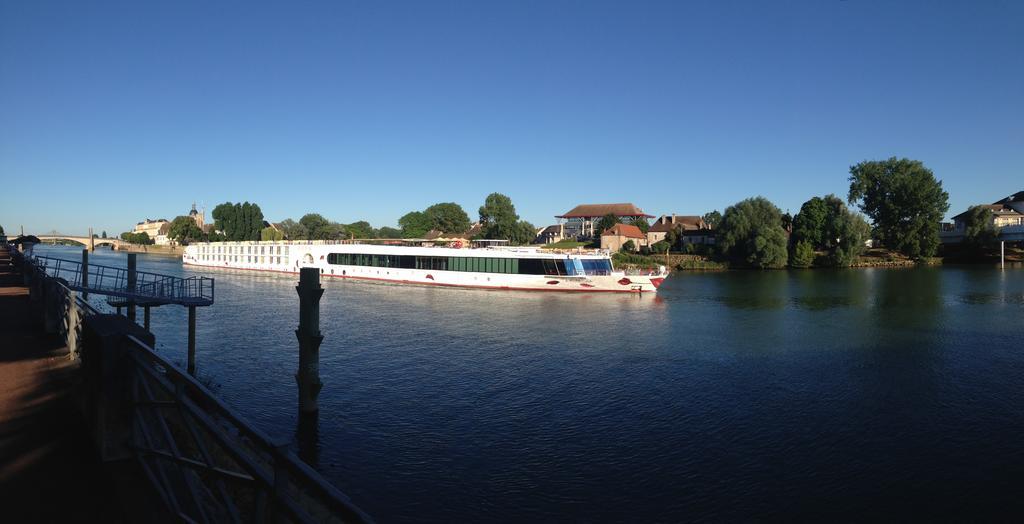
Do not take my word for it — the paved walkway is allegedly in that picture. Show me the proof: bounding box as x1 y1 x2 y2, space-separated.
0 246 128 522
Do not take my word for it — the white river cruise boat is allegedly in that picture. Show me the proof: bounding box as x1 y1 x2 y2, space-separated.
182 241 667 293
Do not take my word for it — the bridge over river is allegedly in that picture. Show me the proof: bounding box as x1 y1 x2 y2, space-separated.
33 234 125 250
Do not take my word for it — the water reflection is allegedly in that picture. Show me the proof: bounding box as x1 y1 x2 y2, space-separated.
297 412 320 467
713 271 789 310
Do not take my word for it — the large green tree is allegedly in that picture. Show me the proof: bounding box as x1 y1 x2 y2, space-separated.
212 202 236 238
630 217 650 234
717 197 789 268
398 211 432 238
477 192 537 244
278 218 307 240
961 205 998 251
212 201 264 241
702 210 722 229
377 226 403 239
792 195 870 267
346 221 376 239
119 231 154 245
168 216 203 244
300 213 330 239
509 220 538 245
848 157 949 259
829 209 872 267
479 193 520 240
791 196 833 248
424 202 471 234
319 222 349 240
594 213 621 237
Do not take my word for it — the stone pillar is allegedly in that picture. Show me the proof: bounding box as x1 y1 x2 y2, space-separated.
295 267 324 414
127 254 137 323
89 227 95 252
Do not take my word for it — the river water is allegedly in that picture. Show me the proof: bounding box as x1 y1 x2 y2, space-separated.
35 245 1024 522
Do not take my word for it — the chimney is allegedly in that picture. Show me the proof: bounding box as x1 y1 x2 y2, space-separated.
671 213 677 224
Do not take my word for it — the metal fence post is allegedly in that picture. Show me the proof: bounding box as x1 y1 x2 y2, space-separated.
295 267 324 414
81 249 89 300
127 253 137 323
187 306 197 375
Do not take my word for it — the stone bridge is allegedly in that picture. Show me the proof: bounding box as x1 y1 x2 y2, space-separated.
32 234 125 251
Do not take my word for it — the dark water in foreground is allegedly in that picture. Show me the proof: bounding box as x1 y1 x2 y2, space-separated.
37 245 1024 522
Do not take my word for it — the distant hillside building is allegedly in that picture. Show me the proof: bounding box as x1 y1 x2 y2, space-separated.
647 214 715 245
556 203 653 240
535 224 565 244
132 202 206 245
133 218 169 239
154 222 173 245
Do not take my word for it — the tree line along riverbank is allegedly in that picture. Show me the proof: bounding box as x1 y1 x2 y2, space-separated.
99 156 1017 272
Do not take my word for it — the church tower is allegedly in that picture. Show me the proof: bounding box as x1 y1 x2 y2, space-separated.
189 202 205 228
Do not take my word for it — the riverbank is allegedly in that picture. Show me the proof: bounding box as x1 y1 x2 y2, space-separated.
116 243 183 257
614 246 1023 272
0 247 159 521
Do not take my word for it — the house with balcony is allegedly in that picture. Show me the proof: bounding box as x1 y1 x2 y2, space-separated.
942 191 1024 243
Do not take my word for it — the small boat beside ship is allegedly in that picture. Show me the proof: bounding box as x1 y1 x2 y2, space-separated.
182 241 667 293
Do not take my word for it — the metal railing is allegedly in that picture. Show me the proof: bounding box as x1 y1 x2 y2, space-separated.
32 255 214 306
6 244 372 523
126 333 372 523
10 246 100 359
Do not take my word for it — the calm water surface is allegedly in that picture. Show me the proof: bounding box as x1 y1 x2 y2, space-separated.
38 245 1024 522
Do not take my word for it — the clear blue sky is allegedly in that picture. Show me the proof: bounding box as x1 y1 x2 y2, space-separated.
1 0 1021 236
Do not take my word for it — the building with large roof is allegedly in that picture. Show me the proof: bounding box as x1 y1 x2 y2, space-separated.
556 203 653 240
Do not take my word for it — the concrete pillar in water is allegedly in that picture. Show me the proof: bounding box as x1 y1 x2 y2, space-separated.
88 227 95 252
81 249 89 300
126 254 137 323
187 306 197 375
295 267 324 414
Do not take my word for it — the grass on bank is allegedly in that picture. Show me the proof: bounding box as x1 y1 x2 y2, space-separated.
612 252 727 271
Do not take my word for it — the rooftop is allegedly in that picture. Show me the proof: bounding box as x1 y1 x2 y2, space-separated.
993 191 1024 204
952 204 1024 221
557 203 653 219
649 215 706 232
601 223 646 239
